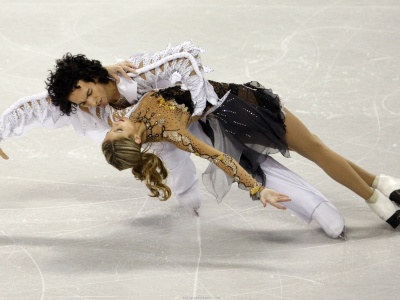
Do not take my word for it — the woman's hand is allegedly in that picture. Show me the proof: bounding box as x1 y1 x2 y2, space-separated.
259 188 291 209
105 61 138 83
0 148 9 160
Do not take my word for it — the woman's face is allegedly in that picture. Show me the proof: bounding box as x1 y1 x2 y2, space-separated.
68 80 109 108
104 118 136 141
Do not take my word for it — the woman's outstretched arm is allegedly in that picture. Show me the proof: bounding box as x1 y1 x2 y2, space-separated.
164 128 291 209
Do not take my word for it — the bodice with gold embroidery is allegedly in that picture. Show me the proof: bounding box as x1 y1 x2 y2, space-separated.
130 92 191 143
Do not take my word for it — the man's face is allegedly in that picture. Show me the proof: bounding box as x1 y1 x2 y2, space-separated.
68 80 109 108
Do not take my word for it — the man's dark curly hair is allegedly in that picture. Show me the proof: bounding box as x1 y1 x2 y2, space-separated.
45 53 111 115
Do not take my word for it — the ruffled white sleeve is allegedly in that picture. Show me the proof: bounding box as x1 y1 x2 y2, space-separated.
0 92 71 143
0 92 112 144
128 41 219 116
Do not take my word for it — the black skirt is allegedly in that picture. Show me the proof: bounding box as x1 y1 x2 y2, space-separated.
202 81 289 190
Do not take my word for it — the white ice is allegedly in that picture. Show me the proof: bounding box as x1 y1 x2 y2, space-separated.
0 1 400 299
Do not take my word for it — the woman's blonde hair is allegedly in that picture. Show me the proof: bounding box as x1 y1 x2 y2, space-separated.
102 137 171 200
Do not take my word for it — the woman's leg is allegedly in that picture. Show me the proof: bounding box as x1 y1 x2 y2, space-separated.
345 159 375 187
283 108 373 200
283 108 400 227
317 130 400 203
312 134 376 187
315 135 400 204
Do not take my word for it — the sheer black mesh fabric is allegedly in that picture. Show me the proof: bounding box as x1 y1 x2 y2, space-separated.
206 81 289 187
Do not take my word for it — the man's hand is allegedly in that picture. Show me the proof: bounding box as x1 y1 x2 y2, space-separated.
105 61 138 83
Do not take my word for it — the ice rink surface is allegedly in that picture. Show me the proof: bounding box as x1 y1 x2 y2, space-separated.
1 0 400 299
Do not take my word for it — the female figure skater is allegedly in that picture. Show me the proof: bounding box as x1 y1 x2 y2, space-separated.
98 77 400 230
102 90 292 208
